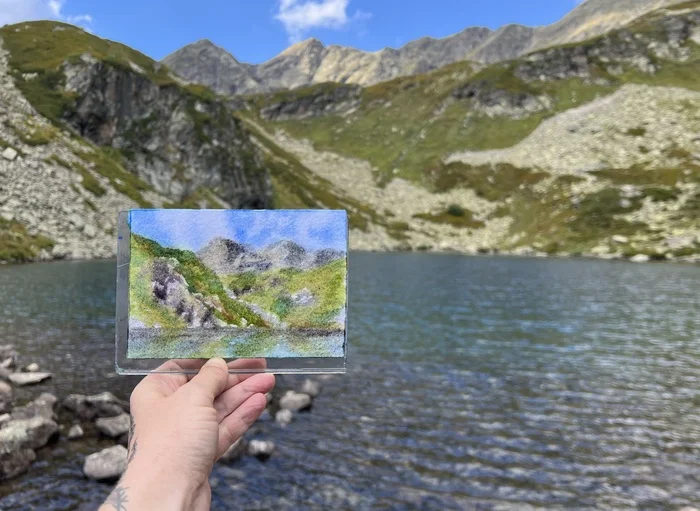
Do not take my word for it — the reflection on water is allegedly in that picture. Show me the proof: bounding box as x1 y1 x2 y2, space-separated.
0 254 699 509
127 327 345 359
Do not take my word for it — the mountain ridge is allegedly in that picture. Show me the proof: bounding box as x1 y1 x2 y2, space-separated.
163 0 687 95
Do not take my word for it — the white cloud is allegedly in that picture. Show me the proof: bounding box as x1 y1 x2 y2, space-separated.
0 0 92 28
275 0 371 42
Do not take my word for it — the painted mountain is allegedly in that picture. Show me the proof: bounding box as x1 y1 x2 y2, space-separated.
126 209 347 359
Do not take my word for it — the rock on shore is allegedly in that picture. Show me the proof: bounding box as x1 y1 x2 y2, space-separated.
83 445 128 481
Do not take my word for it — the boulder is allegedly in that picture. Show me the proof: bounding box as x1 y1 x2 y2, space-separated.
63 392 129 420
0 381 12 414
247 440 275 460
0 449 35 481
11 393 57 420
24 363 39 373
275 409 293 427
279 391 312 412
0 416 59 451
67 424 84 440
83 445 127 481
220 438 247 462
8 372 52 386
0 345 18 368
95 413 130 438
300 379 321 398
1 147 17 161
630 254 651 263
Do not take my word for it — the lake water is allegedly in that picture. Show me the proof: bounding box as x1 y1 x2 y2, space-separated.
0 253 699 510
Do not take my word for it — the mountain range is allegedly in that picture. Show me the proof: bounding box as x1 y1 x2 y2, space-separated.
1 0 700 264
162 0 684 95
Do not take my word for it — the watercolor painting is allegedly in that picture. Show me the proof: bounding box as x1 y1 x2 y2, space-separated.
126 209 347 359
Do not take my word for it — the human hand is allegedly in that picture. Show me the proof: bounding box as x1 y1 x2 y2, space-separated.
100 358 275 511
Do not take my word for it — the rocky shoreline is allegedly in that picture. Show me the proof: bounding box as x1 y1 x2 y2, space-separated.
0 343 326 484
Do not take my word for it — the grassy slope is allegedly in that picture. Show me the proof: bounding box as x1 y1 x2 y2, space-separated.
0 219 54 263
130 234 265 327
0 21 238 209
222 259 347 330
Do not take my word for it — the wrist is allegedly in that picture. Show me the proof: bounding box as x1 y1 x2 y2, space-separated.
113 460 200 511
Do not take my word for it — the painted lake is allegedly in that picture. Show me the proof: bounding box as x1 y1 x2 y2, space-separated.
0 253 698 509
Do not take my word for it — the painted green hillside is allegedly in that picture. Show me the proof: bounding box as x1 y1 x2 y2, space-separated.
222 259 346 331
130 234 265 329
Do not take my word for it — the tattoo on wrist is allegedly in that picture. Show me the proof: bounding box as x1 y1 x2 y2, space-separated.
127 415 137 465
105 485 129 511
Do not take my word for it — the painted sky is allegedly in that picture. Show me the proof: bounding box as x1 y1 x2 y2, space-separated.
129 209 347 253
1 0 576 62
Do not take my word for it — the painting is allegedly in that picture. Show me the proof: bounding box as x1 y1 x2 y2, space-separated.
125 209 347 360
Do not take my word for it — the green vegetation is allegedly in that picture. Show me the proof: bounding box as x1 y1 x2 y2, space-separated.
430 162 548 199
130 234 265 328
13 122 57 146
413 205 484 229
163 187 225 209
244 121 408 239
76 147 153 206
0 218 54 263
224 259 347 330
46 154 107 197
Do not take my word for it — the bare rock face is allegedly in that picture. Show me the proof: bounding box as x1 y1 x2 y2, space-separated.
62 60 271 209
63 392 129 420
163 1 687 94
83 445 127 481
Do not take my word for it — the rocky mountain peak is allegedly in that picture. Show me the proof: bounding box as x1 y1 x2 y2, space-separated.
279 38 326 57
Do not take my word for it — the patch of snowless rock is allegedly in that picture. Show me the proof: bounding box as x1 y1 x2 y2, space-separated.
197 237 344 275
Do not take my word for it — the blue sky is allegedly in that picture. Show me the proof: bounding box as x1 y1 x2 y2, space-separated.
2 1 578 63
129 209 347 252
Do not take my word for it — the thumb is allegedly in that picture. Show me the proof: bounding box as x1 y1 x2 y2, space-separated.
185 358 229 403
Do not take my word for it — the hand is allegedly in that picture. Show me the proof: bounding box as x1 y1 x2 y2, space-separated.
100 358 275 511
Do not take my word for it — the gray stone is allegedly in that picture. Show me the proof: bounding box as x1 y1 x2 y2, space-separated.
0 416 58 451
247 439 275 460
279 391 312 412
0 345 17 368
83 224 97 238
24 363 39 373
0 449 35 481
2 147 17 161
220 438 247 462
95 413 130 438
630 254 651 263
0 381 11 414
63 392 129 420
275 409 293 426
67 424 84 440
83 445 127 480
0 413 10 426
8 372 52 386
10 393 57 420
300 379 321 398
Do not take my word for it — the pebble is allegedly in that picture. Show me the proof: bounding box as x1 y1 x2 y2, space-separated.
247 440 275 460
8 372 52 386
95 413 130 438
67 424 84 440
300 379 322 398
83 445 127 481
275 409 293 426
2 147 17 161
24 363 39 373
279 391 312 412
